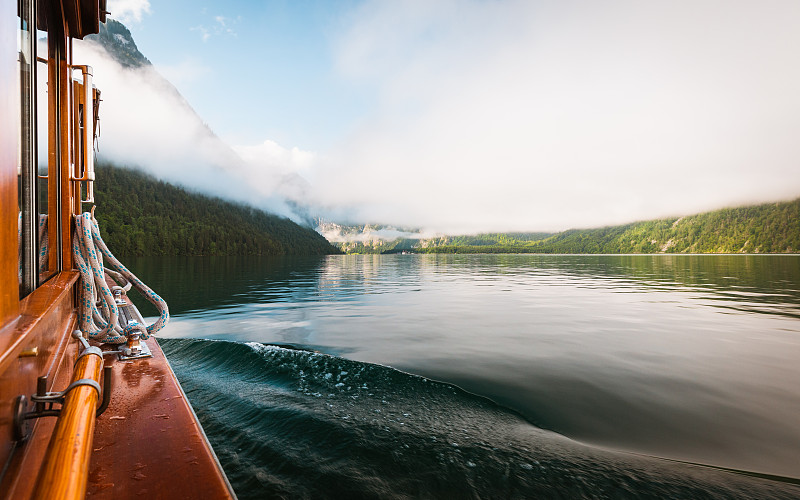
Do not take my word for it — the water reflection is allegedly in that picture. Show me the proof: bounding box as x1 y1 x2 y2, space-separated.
126 254 800 478
126 254 800 319
125 256 328 315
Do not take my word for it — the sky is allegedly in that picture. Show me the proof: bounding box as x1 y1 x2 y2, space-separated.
97 0 800 233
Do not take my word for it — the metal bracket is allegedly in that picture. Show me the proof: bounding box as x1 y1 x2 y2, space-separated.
112 286 127 306
117 338 152 361
12 366 113 442
31 378 101 405
115 324 152 361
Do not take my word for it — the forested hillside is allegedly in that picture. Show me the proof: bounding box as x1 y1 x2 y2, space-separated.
338 199 800 254
92 164 340 256
521 200 799 254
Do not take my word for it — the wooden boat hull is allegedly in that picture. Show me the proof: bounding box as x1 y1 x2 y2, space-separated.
0 1 236 497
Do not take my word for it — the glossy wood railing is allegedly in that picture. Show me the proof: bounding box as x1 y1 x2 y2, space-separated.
30 345 103 500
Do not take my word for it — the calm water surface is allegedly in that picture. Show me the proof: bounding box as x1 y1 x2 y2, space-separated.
129 254 800 497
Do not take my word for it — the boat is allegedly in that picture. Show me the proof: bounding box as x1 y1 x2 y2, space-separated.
0 1 235 498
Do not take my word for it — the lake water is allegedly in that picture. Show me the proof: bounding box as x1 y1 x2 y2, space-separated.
128 254 800 498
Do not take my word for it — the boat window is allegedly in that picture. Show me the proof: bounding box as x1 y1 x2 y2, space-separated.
17 0 52 298
36 31 54 284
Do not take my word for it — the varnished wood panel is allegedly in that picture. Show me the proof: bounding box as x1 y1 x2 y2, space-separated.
2 3 231 498
0 272 78 380
87 339 235 499
0 334 76 500
77 0 100 38
61 0 80 39
0 0 19 325
0 272 79 497
63 0 103 40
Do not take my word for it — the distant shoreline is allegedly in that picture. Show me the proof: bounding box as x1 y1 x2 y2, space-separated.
329 198 800 255
345 252 800 256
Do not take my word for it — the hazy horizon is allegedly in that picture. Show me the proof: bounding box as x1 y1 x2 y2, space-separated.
91 0 800 234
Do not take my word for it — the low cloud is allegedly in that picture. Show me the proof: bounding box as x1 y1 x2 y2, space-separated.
74 39 306 222
79 1 800 235
107 0 150 23
234 140 315 177
309 0 800 233
318 223 432 243
157 58 211 87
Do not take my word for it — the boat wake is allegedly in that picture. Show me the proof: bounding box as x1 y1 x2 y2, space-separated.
160 338 799 499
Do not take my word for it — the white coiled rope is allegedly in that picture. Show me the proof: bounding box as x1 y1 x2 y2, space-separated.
73 212 169 344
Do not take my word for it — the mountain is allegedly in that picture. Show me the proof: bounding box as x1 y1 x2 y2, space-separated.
83 19 246 170
93 163 340 256
80 20 313 225
325 199 800 254
315 221 433 253
318 222 554 254
86 19 151 68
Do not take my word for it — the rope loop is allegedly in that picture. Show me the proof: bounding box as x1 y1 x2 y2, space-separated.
72 212 169 344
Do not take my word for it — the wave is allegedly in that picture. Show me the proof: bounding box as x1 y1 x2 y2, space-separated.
159 338 800 499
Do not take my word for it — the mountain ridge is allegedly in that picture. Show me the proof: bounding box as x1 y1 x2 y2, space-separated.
81 18 316 226
323 198 800 254
93 163 340 256
86 19 151 68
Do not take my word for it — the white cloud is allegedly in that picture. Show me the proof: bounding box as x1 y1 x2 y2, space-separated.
77 0 800 236
107 0 151 23
73 39 306 222
230 140 315 204
312 0 800 233
191 14 237 42
215 15 237 36
234 140 315 176
318 224 432 243
156 58 211 87
190 25 211 43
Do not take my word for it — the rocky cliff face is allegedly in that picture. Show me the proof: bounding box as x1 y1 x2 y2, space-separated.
86 19 151 68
